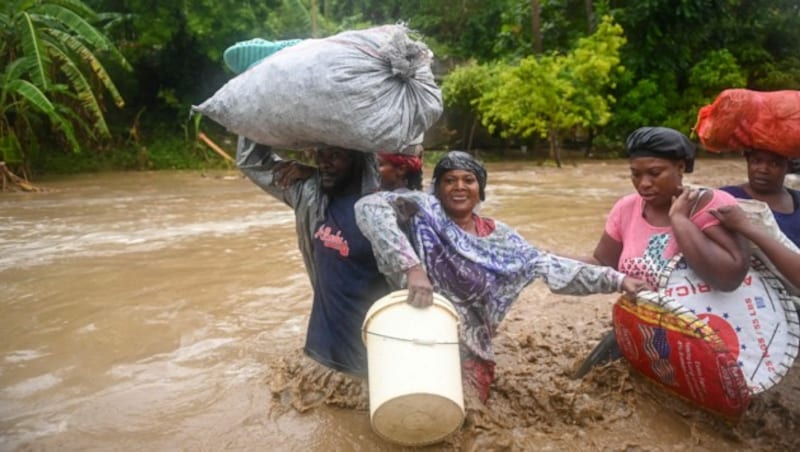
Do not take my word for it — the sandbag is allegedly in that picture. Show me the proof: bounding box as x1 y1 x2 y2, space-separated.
193 25 443 153
694 89 800 158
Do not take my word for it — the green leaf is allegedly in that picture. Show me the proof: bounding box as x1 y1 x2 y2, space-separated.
2 57 38 90
5 79 81 153
43 27 125 108
32 4 132 70
44 37 110 137
6 79 56 114
44 0 98 21
18 12 50 89
0 131 24 164
34 4 107 49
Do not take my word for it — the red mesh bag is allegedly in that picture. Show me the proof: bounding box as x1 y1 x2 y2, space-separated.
694 89 800 157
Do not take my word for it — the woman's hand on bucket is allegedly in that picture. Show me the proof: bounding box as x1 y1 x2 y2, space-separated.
406 265 434 308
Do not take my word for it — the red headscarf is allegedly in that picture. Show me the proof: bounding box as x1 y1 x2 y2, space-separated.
377 152 423 172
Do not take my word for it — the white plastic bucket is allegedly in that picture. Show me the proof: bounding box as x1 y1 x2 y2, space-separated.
361 290 464 446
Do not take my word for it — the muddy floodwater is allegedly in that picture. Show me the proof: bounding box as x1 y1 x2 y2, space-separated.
2 158 799 451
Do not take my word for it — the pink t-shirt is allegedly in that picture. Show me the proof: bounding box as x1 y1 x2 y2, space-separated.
605 190 737 289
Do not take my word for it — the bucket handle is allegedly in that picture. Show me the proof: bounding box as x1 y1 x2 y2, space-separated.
365 330 459 346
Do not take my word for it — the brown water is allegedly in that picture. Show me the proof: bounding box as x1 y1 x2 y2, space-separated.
2 160 799 451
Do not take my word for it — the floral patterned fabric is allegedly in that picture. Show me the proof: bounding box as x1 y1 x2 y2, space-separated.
354 190 625 365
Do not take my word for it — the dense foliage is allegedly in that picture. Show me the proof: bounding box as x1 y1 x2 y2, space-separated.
1 0 130 175
1 0 798 177
465 16 625 165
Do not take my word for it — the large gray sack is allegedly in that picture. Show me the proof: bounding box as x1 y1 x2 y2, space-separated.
193 25 442 153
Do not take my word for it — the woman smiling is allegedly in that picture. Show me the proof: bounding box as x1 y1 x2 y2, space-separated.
355 151 646 402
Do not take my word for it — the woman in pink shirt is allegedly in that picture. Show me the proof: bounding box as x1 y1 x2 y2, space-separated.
575 127 751 377
587 126 749 291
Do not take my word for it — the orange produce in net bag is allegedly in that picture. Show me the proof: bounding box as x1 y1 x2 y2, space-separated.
694 89 800 157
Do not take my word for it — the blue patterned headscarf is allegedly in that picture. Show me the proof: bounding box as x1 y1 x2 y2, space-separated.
432 151 488 200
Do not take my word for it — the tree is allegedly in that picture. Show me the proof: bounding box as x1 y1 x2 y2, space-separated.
331 0 514 62
441 61 501 153
0 0 130 182
13 0 798 174
531 0 541 54
606 0 800 139
479 54 572 166
477 16 625 166
605 75 675 145
669 49 746 133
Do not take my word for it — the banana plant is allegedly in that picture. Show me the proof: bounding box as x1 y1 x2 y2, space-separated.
0 0 130 174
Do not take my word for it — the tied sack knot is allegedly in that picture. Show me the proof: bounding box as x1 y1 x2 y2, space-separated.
381 31 432 81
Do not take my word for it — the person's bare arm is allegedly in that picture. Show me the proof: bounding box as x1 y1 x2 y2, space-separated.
670 189 749 291
589 232 623 269
711 204 800 287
